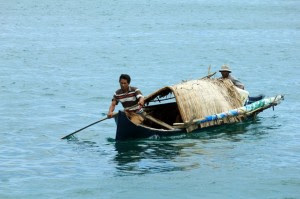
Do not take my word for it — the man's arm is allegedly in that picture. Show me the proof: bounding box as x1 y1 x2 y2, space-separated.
233 80 245 90
236 84 245 90
230 76 245 90
135 88 144 107
107 100 117 118
138 96 144 107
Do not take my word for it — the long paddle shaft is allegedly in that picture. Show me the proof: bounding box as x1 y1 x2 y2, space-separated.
61 115 112 139
61 101 145 139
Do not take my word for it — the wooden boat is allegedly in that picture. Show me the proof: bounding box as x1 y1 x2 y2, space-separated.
114 78 284 141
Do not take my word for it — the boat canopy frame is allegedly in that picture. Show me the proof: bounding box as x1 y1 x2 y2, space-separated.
143 78 244 132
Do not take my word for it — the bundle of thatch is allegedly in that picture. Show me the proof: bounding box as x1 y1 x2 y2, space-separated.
145 78 244 132
171 78 242 132
170 78 243 132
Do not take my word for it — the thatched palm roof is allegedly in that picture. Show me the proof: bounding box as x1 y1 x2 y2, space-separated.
145 78 243 132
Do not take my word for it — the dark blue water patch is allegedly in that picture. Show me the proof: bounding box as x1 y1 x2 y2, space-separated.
43 93 55 96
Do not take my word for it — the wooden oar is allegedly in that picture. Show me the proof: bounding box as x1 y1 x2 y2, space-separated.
61 94 156 140
61 113 117 139
60 101 145 140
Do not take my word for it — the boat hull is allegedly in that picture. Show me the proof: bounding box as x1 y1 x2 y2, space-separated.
114 110 258 141
114 95 283 141
114 111 184 141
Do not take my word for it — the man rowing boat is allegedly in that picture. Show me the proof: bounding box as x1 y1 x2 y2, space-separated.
107 74 145 125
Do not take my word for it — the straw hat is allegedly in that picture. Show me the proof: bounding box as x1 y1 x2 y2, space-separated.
219 65 231 73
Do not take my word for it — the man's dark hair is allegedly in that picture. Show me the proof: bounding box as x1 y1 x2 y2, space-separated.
119 74 131 84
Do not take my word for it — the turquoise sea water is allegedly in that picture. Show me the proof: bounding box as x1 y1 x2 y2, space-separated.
1 0 300 198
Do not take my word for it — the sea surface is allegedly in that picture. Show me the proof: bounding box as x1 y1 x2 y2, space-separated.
1 0 300 198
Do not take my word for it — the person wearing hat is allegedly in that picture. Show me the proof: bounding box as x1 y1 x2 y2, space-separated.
219 65 245 90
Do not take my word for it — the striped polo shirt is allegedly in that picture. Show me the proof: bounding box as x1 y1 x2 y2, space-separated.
113 86 143 110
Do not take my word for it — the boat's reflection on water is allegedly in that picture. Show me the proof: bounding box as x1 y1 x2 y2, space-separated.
113 120 260 175
113 140 201 175
67 119 268 176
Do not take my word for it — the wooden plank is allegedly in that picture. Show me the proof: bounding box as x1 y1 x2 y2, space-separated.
142 113 174 130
